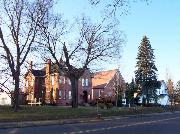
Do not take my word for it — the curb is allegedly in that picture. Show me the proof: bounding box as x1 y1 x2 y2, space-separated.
0 118 103 129
0 111 179 129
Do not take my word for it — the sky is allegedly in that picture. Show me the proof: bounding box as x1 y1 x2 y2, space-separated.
56 0 180 83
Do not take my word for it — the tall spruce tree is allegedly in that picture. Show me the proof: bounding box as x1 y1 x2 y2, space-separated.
135 36 160 105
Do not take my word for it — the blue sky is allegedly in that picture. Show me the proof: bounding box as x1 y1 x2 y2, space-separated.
57 0 180 83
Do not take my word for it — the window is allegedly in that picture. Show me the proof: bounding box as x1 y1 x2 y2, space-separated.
64 90 66 99
82 78 85 86
85 79 88 86
68 79 71 85
68 91 72 99
59 76 62 84
51 77 54 85
107 92 112 97
98 90 101 97
59 90 62 99
59 76 66 84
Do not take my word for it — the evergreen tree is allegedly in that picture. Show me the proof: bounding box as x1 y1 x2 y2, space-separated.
125 78 138 105
135 36 159 105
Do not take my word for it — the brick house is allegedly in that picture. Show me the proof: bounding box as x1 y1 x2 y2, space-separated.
24 61 45 103
24 60 92 105
92 69 126 104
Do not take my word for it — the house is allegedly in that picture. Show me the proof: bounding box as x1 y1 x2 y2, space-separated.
92 69 126 104
138 80 169 105
0 91 11 105
24 60 127 106
24 60 92 105
44 59 92 105
156 80 169 105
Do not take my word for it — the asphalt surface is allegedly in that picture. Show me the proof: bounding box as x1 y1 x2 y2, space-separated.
0 112 180 134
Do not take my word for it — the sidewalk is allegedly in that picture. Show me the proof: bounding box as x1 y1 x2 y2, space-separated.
0 111 179 129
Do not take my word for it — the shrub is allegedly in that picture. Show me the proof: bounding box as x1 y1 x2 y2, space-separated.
98 103 106 109
88 101 97 106
106 103 113 109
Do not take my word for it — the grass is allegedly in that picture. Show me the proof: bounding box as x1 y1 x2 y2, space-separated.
0 105 179 122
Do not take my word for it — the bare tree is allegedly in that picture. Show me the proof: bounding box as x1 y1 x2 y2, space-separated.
166 78 174 106
89 0 150 16
38 14 125 108
0 0 52 111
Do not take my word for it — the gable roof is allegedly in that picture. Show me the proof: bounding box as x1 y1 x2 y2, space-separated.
92 69 118 89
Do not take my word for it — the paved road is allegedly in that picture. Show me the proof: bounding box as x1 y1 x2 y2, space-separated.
0 113 180 134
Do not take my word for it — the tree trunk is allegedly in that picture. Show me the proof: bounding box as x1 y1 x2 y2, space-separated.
13 73 20 112
70 76 79 108
146 88 149 105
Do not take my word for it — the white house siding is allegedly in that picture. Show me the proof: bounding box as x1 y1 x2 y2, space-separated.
0 92 11 105
138 81 169 105
156 81 169 105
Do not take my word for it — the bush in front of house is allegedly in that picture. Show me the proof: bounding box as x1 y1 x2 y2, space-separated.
88 100 97 106
98 103 106 109
106 103 113 109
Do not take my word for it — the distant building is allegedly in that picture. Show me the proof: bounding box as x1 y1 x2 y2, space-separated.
138 80 169 105
0 91 11 105
156 80 169 105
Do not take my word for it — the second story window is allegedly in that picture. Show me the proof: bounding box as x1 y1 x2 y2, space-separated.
59 90 62 99
52 77 54 85
68 79 71 85
82 78 88 86
85 79 88 86
59 76 62 84
82 78 85 86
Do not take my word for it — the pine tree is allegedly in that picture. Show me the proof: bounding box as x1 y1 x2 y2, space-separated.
125 78 138 105
135 36 159 105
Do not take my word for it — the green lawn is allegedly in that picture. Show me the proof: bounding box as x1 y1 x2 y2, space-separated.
0 105 179 122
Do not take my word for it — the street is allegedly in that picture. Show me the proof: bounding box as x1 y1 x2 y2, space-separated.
0 113 180 134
